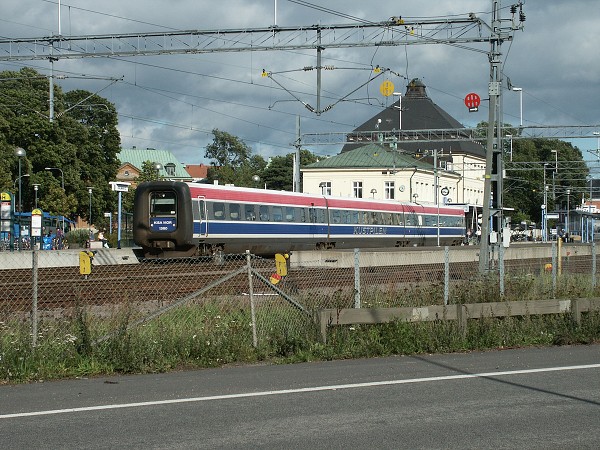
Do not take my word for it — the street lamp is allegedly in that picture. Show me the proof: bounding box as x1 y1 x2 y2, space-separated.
252 175 266 189
370 188 377 198
13 174 30 190
32 184 40 209
153 162 162 179
14 147 26 251
512 87 523 127
566 188 570 238
87 186 94 240
551 149 558 208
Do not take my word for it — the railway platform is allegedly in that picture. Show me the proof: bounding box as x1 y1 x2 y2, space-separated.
0 247 140 270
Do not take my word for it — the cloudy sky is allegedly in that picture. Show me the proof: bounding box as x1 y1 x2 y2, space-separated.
2 0 600 167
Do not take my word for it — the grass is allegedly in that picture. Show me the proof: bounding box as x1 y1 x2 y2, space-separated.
1 270 600 384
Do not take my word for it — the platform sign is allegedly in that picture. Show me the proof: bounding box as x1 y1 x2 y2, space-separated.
464 92 481 112
1 192 11 233
32 208 42 237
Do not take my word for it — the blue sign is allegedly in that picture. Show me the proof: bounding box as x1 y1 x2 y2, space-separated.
150 217 176 232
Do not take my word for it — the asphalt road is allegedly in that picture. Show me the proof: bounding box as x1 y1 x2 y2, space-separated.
1 345 599 449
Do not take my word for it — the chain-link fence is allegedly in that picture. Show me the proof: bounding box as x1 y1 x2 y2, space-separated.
1 242 598 349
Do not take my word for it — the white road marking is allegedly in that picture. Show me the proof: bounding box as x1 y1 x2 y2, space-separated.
2 363 599 419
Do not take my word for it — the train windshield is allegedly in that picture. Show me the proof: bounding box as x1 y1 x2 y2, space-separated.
150 191 177 216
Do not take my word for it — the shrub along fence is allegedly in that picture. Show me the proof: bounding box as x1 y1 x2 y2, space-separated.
0 242 598 350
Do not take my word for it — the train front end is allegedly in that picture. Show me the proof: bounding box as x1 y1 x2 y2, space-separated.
133 181 196 257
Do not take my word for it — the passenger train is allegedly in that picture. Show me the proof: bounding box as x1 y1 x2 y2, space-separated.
133 181 467 258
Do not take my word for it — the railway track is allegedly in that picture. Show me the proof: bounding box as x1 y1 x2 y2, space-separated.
1 251 595 319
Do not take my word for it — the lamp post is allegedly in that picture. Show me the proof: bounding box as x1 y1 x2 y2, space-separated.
318 181 326 196
566 188 570 238
32 184 40 209
87 186 94 240
153 162 162 179
551 149 558 208
512 87 523 127
13 174 30 190
14 147 26 251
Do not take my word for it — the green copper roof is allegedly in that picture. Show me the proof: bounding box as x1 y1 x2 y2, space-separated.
304 143 432 170
119 148 190 179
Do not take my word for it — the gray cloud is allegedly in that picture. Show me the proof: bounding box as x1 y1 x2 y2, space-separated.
2 0 600 165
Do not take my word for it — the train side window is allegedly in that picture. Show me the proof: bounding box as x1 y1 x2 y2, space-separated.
272 206 283 222
369 212 381 225
331 209 341 224
259 205 270 221
244 204 256 221
229 203 240 220
393 212 404 226
212 202 225 220
405 213 417 226
360 211 369 224
285 207 295 222
150 191 176 216
316 208 326 223
300 208 307 223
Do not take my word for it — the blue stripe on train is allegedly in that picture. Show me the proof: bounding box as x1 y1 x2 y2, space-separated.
192 221 464 238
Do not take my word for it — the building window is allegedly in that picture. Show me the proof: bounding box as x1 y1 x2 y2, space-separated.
165 163 176 176
385 181 395 200
319 181 331 195
353 181 363 198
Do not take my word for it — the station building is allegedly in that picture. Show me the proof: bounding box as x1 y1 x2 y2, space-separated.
301 79 486 213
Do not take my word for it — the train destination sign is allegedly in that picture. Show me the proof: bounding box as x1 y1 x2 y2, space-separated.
150 217 176 232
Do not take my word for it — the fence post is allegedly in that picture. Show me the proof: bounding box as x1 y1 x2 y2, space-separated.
592 242 597 290
456 303 467 337
354 248 361 308
499 242 505 297
444 246 449 305
32 248 39 347
571 299 581 325
552 241 557 297
245 250 258 348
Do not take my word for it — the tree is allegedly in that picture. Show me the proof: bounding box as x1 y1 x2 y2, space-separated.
262 149 320 191
204 129 267 186
504 138 588 224
205 129 251 167
0 68 121 225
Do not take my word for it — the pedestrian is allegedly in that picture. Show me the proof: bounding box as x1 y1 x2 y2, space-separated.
97 229 109 248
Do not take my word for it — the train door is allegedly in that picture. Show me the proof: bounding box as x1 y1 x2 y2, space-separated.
196 196 208 236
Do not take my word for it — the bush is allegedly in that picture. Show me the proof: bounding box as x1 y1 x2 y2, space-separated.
66 228 93 247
